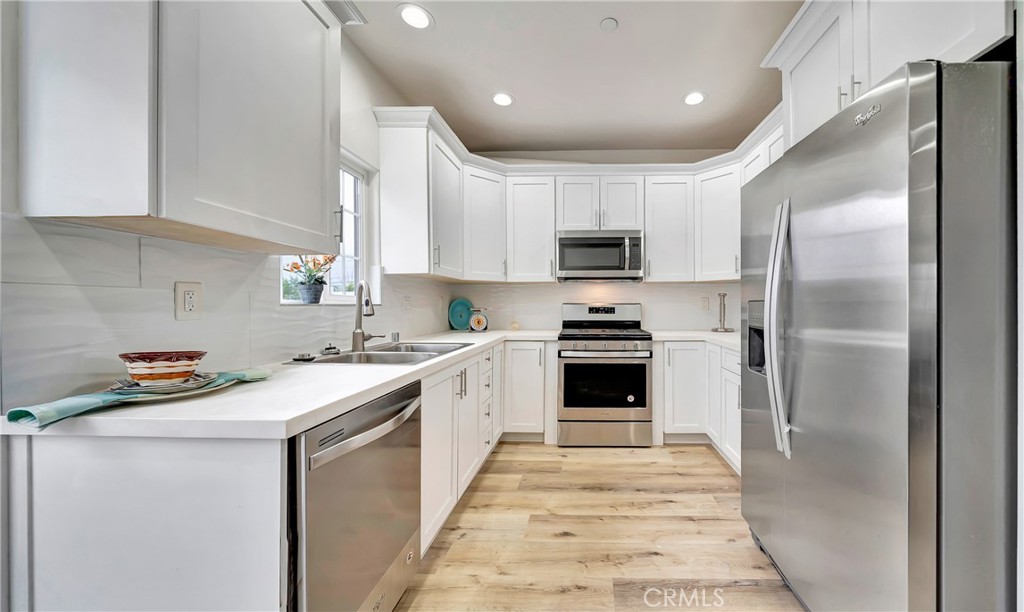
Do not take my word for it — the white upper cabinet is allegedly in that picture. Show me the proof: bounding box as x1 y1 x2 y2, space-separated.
20 0 342 254
766 126 786 166
429 134 464 279
464 166 506 281
555 177 600 230
600 176 645 230
694 164 742 281
376 110 467 279
644 176 694 282
741 145 768 186
860 1 1012 90
766 0 1011 148
506 177 556 282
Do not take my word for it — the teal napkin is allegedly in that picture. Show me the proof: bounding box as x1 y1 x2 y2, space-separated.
6 369 271 429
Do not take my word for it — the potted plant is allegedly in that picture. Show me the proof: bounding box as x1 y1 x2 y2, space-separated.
284 255 337 304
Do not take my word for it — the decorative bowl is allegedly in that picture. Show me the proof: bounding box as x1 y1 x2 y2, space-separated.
118 351 207 387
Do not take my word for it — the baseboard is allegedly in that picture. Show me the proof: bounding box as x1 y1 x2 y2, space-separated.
663 433 711 445
499 432 544 443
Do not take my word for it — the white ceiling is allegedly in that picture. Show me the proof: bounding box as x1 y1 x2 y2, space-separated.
345 1 801 155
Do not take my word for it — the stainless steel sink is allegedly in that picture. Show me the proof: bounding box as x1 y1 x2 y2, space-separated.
369 342 471 354
313 352 437 365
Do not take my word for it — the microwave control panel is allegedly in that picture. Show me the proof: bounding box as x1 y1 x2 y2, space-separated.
628 239 643 270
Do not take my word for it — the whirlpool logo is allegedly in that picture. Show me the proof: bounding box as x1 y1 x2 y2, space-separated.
854 104 882 127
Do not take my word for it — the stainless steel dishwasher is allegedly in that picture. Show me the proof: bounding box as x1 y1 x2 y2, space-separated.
294 382 421 612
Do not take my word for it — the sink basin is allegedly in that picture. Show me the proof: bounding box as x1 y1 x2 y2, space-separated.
370 342 471 354
313 352 437 365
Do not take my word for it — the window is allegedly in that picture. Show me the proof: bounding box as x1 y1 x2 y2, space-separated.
281 165 364 304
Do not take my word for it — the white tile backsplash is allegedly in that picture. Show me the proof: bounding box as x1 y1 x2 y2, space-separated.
451 281 741 331
2 220 451 410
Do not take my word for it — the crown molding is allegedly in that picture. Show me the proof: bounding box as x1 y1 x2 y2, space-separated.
373 104 783 177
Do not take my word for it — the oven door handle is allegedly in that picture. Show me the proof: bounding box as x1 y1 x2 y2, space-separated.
559 350 652 358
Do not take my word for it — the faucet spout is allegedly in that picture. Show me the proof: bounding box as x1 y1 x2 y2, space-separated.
352 281 377 352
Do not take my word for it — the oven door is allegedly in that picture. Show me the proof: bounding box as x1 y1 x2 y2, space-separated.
558 355 652 421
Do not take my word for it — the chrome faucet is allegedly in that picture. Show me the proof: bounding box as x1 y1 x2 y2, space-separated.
352 281 384 352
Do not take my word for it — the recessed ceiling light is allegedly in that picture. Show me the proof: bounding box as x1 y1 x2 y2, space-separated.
397 3 433 29
600 17 618 32
684 91 707 106
492 93 514 106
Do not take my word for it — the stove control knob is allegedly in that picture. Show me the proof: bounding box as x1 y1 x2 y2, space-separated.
583 342 590 350
621 342 627 350
634 342 640 350
602 341 608 350
571 341 577 350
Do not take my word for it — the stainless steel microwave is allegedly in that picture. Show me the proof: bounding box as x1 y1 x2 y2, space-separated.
556 230 644 280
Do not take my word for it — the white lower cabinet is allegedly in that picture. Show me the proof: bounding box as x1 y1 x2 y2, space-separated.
721 368 742 471
503 341 546 433
705 344 723 446
455 361 481 498
663 342 707 433
491 346 505 438
420 368 458 552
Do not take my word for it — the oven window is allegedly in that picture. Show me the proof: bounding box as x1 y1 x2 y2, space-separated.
559 241 625 271
562 363 647 408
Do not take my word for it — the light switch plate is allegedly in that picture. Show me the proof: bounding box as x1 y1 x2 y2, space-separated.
174 282 202 321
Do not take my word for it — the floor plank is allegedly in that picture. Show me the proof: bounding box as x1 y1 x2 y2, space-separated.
400 442 799 611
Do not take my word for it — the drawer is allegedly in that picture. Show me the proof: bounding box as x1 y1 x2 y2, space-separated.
480 397 493 432
480 422 494 457
480 370 493 400
722 349 741 375
481 349 494 373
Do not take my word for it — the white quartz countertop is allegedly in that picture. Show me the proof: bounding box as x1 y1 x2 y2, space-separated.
2 329 739 440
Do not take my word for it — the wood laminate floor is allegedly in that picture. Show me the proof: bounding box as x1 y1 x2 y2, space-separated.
398 443 801 611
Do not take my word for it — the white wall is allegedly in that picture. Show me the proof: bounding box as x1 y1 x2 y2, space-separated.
0 25 452 412
452 282 741 331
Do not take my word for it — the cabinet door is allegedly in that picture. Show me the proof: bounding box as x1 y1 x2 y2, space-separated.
864 2 1011 91
503 342 545 433
506 177 556 282
456 363 481 497
706 344 723 446
161 1 341 253
664 342 707 434
429 133 464 279
555 176 600 230
491 346 505 438
464 166 506 281
694 164 742 281
722 368 742 471
420 373 457 552
644 175 694 282
600 176 645 230
784 0 854 146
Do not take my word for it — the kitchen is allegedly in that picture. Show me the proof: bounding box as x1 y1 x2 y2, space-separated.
0 1 1020 611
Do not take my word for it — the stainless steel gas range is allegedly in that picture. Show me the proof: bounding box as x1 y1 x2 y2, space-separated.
557 303 653 447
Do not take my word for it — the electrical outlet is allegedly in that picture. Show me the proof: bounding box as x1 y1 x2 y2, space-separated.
402 296 413 311
700 297 710 311
175 282 202 321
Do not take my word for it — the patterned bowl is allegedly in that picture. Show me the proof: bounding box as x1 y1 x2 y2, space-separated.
118 351 207 387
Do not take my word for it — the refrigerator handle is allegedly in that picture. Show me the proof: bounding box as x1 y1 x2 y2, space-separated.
764 199 793 459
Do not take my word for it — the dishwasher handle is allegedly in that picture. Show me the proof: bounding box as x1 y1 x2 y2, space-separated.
308 397 421 471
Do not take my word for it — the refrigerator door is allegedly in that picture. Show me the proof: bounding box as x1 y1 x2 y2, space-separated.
740 159 789 561
758 63 938 611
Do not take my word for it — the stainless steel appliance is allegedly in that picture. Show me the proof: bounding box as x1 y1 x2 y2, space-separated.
556 230 643 280
294 382 421 611
741 62 1015 611
557 303 653 446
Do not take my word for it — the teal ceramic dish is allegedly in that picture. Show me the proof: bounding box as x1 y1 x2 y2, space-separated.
448 298 473 330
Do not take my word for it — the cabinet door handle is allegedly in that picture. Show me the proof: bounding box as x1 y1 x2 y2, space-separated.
837 86 848 111
462 369 467 396
667 349 671 367
734 255 739 273
502 259 507 277
334 210 343 241
850 75 862 100
538 349 543 367
434 244 441 267
550 259 554 277
646 259 651 278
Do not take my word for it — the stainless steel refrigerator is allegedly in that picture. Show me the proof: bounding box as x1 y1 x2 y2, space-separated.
740 62 1015 611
